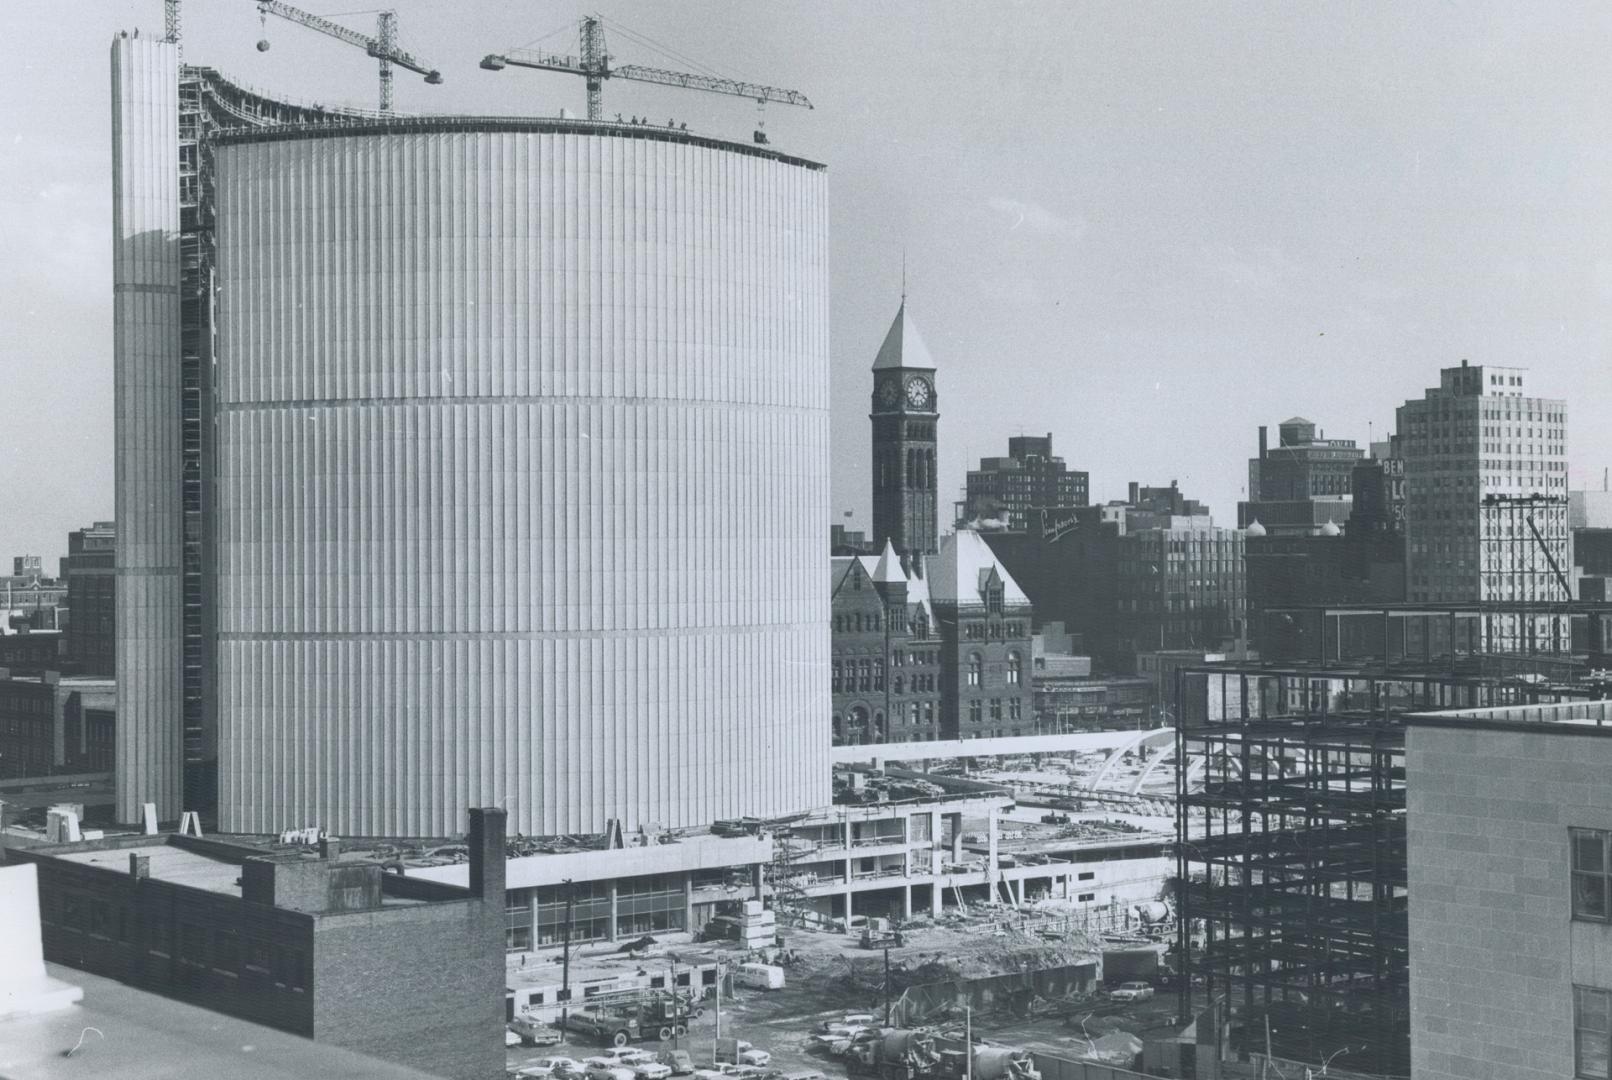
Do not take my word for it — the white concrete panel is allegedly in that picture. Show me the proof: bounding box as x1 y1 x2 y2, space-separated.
213 126 830 837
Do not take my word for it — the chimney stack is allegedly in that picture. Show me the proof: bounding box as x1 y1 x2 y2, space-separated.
130 853 150 881
468 807 507 901
1258 425 1267 460
319 836 341 860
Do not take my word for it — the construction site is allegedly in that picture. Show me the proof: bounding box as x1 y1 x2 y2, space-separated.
1172 600 1612 1077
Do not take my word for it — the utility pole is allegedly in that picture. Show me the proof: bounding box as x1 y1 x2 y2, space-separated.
883 946 892 1026
669 958 678 1050
712 962 722 1064
560 879 574 1032
964 1005 972 1080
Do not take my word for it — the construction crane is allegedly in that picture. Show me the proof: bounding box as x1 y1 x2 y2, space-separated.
164 0 181 53
254 2 443 113
480 15 810 142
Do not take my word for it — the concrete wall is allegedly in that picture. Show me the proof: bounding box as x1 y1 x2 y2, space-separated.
210 125 831 837
1407 723 1612 1080
109 34 183 823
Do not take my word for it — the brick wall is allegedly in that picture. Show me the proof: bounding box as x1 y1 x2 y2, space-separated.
1407 724 1612 1079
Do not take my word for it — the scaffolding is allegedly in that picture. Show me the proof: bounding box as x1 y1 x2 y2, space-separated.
1172 625 1608 1076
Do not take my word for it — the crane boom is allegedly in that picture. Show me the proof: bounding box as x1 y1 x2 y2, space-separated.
480 16 811 128
483 49 812 110
256 1 443 111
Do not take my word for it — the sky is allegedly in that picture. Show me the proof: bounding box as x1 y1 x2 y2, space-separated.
4 1 1612 564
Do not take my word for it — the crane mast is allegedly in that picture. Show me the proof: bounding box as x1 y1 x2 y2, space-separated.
255 1 443 112
481 15 811 130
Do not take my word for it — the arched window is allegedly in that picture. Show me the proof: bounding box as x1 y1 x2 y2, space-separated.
872 711 885 741
859 660 872 692
832 714 843 742
967 653 983 687
1007 651 1022 686
832 661 842 693
893 675 904 696
849 705 869 735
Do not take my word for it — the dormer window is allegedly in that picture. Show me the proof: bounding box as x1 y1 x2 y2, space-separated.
987 583 1003 614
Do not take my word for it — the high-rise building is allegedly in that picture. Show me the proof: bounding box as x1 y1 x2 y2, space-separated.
962 434 1088 531
112 36 831 837
1397 361 1570 649
869 303 939 559
65 522 116 677
1238 416 1363 535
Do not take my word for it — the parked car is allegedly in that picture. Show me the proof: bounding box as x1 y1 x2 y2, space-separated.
1110 981 1155 1002
600 1049 655 1067
507 1028 525 1048
517 1058 584 1080
737 1049 770 1068
656 1050 694 1076
584 1061 637 1080
510 1016 566 1048
631 1062 673 1080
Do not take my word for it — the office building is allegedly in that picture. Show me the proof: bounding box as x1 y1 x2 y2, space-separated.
869 302 940 559
0 673 116 780
1404 699 1612 1080
1397 361 1570 650
12 556 43 579
112 37 831 836
1572 490 1612 601
1239 416 1363 535
1032 624 1156 732
963 433 1088 531
830 541 942 746
985 485 1245 673
6 807 507 1080
65 521 116 677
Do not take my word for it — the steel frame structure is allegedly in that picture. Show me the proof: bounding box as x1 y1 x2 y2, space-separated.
1172 644 1602 1075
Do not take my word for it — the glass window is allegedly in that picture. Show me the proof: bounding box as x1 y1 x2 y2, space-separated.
1579 986 1611 1079
1007 652 1022 686
1574 829 1610 922
967 654 982 687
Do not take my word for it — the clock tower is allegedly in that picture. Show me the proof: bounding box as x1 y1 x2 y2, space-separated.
870 301 939 558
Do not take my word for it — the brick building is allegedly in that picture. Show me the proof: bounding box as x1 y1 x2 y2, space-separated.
928 530 1035 739
4 807 507 1080
0 673 115 780
869 301 940 559
830 541 942 745
1404 701 1612 1080
1238 416 1363 535
962 433 1088 531
65 521 116 676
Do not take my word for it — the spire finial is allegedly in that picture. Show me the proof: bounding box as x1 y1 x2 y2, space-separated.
901 249 907 305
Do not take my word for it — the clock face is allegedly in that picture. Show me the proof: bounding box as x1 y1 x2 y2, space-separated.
879 379 901 406
905 377 932 409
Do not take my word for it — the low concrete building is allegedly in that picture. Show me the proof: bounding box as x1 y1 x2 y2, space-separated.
1405 700 1612 1080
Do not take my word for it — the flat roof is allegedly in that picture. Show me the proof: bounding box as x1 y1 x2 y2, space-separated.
1406 699 1612 735
55 843 243 894
0 963 438 1079
213 114 826 171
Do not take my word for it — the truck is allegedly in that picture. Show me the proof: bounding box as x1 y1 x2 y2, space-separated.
566 989 697 1045
1102 945 1169 988
933 1045 1039 1080
844 1028 940 1080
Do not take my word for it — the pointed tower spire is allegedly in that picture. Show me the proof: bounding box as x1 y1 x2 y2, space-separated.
871 302 939 372
871 538 905 583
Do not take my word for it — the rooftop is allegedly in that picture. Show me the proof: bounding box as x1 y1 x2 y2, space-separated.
55 843 243 894
0 963 438 1080
871 300 938 372
1406 699 1612 734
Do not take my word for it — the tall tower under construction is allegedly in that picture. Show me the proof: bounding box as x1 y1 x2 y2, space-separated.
111 33 832 836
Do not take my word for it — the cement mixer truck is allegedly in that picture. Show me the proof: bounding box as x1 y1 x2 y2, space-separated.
845 1028 941 1080
933 1045 1039 1080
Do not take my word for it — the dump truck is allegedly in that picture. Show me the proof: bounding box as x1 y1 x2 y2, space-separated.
564 1011 647 1048
845 1028 940 1080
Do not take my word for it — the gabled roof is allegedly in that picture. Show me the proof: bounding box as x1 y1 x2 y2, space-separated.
925 529 1031 607
871 301 938 372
